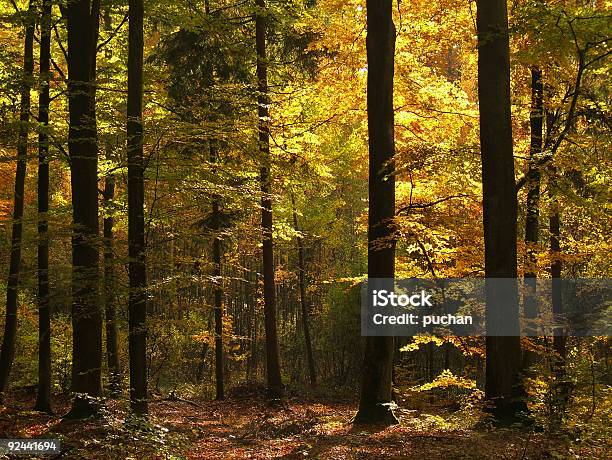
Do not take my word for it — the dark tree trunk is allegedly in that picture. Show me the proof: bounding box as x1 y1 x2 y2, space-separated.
523 66 544 370
210 143 224 400
550 211 565 366
550 198 566 375
127 0 148 415
255 0 283 399
524 67 543 277
476 0 526 422
291 194 316 386
0 0 35 399
66 0 102 419
202 0 223 399
102 6 121 400
35 0 53 414
523 66 543 366
354 0 398 425
67 0 102 415
549 192 568 427
103 168 121 396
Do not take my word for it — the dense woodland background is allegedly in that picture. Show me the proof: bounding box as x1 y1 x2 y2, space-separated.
0 0 610 458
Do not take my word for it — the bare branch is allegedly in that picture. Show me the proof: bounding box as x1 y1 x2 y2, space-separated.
396 194 471 215
96 13 128 52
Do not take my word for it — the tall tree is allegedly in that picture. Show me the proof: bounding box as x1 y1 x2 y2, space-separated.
0 0 35 399
127 0 148 415
549 178 568 428
102 5 121 399
65 0 102 418
103 161 120 397
290 193 316 386
354 0 398 425
255 0 283 399
550 196 564 367
35 0 53 414
210 142 224 401
476 0 525 422
203 0 225 403
522 66 543 366
524 67 544 281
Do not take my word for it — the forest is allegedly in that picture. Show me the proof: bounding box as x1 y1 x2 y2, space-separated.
0 0 610 458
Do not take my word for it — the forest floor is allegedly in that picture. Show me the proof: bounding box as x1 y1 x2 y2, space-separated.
0 387 602 459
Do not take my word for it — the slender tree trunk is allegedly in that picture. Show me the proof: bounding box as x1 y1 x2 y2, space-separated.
255 0 283 399
102 5 121 399
550 191 568 426
66 0 102 419
524 84 544 260
103 168 120 396
210 143 224 400
354 0 398 425
523 66 543 367
35 0 53 414
127 0 148 415
204 0 224 402
247 277 257 382
290 194 316 386
550 203 565 369
476 0 526 422
524 67 544 278
0 0 35 399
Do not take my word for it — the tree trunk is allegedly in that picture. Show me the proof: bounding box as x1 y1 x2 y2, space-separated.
523 66 543 366
35 0 53 414
66 0 102 419
354 0 398 425
550 204 565 369
204 0 224 402
255 0 283 399
0 0 35 399
291 193 317 386
210 143 224 400
103 167 121 396
127 0 148 415
291 194 316 386
102 6 121 400
476 0 526 422
550 192 568 425
524 68 543 278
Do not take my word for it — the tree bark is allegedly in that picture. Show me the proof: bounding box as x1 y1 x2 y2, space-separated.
210 143 224 400
476 0 526 422
549 190 568 427
291 194 316 386
524 66 543 279
66 0 102 419
127 0 148 415
523 66 543 366
0 0 35 399
354 0 398 425
550 192 566 364
255 0 283 399
35 0 53 414
550 202 565 370
102 8 121 399
103 166 121 397
203 0 224 402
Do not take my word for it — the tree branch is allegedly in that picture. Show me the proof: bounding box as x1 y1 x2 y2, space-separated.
96 13 128 52
396 194 470 215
